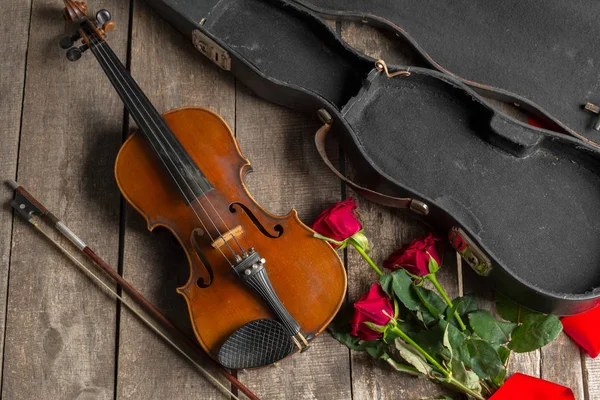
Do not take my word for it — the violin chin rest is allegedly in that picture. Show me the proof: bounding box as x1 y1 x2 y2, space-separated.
217 319 297 369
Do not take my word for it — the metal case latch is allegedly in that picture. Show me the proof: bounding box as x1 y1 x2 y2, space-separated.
192 29 231 71
449 227 492 276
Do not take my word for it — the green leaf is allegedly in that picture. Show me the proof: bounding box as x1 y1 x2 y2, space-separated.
463 338 505 380
468 310 517 344
410 323 446 361
495 293 537 323
449 295 479 317
445 321 469 365
384 355 421 376
451 359 482 394
329 330 363 351
379 274 393 297
443 323 453 363
395 338 433 376
508 314 563 353
496 345 511 365
446 295 478 329
391 270 422 311
414 286 447 319
492 366 507 387
365 342 388 359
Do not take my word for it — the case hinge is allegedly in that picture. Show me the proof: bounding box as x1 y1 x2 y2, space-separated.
449 227 492 276
192 29 231 71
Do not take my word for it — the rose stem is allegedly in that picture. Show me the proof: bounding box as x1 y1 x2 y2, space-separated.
448 377 487 400
388 328 485 399
389 326 449 376
348 237 383 276
428 273 467 332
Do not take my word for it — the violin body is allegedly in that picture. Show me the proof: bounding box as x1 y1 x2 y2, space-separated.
115 107 347 356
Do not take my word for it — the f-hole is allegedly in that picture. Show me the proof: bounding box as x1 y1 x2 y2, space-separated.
229 202 283 238
190 228 214 288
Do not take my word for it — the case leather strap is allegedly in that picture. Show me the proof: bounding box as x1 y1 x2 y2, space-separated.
315 120 429 216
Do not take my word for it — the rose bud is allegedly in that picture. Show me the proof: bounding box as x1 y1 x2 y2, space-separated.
312 198 366 247
350 283 394 340
383 232 443 276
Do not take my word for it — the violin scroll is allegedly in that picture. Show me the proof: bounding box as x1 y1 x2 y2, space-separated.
61 1 116 61
62 0 87 22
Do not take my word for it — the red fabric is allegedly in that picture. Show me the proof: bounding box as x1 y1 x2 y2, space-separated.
561 305 600 358
311 198 362 242
491 373 574 400
350 283 393 341
383 233 443 276
527 116 548 129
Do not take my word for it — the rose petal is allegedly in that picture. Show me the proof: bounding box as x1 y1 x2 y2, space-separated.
562 305 600 358
490 373 574 400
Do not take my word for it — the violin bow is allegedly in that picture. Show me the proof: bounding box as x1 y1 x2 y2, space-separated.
6 180 260 400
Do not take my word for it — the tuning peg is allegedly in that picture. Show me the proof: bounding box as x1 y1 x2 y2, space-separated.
59 32 81 49
59 36 74 49
95 9 111 25
66 44 89 62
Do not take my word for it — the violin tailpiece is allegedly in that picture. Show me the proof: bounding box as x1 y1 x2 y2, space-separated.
233 252 302 337
218 319 297 369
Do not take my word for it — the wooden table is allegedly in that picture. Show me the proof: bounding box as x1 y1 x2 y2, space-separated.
1 1 598 398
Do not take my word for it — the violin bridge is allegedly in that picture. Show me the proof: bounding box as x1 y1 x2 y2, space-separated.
211 225 243 249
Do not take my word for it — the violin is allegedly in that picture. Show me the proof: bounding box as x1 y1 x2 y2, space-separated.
61 1 346 369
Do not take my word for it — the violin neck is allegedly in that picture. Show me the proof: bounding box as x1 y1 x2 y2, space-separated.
83 20 212 202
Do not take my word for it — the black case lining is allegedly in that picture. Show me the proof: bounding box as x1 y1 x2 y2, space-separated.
294 0 600 146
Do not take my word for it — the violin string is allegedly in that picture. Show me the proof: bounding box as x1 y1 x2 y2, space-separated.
28 217 240 400
88 31 244 266
90 32 248 261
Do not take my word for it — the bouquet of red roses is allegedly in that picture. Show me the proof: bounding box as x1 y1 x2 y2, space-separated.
312 198 573 400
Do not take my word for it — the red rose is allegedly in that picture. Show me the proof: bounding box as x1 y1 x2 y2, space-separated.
490 373 574 400
383 233 443 276
350 283 394 340
312 198 362 242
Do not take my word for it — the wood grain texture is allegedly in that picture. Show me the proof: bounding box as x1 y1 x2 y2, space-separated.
541 334 584 399
0 0 32 389
1 0 130 398
234 84 352 399
583 355 600 400
116 1 235 398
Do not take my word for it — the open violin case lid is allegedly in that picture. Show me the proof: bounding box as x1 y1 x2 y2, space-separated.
144 0 600 315
291 0 600 149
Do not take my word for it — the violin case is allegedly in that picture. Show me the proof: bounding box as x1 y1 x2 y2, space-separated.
143 0 600 315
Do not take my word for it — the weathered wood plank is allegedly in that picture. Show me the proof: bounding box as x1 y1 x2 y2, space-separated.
115 1 236 398
583 354 600 400
540 335 585 398
1 0 130 398
234 83 352 399
0 0 32 389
